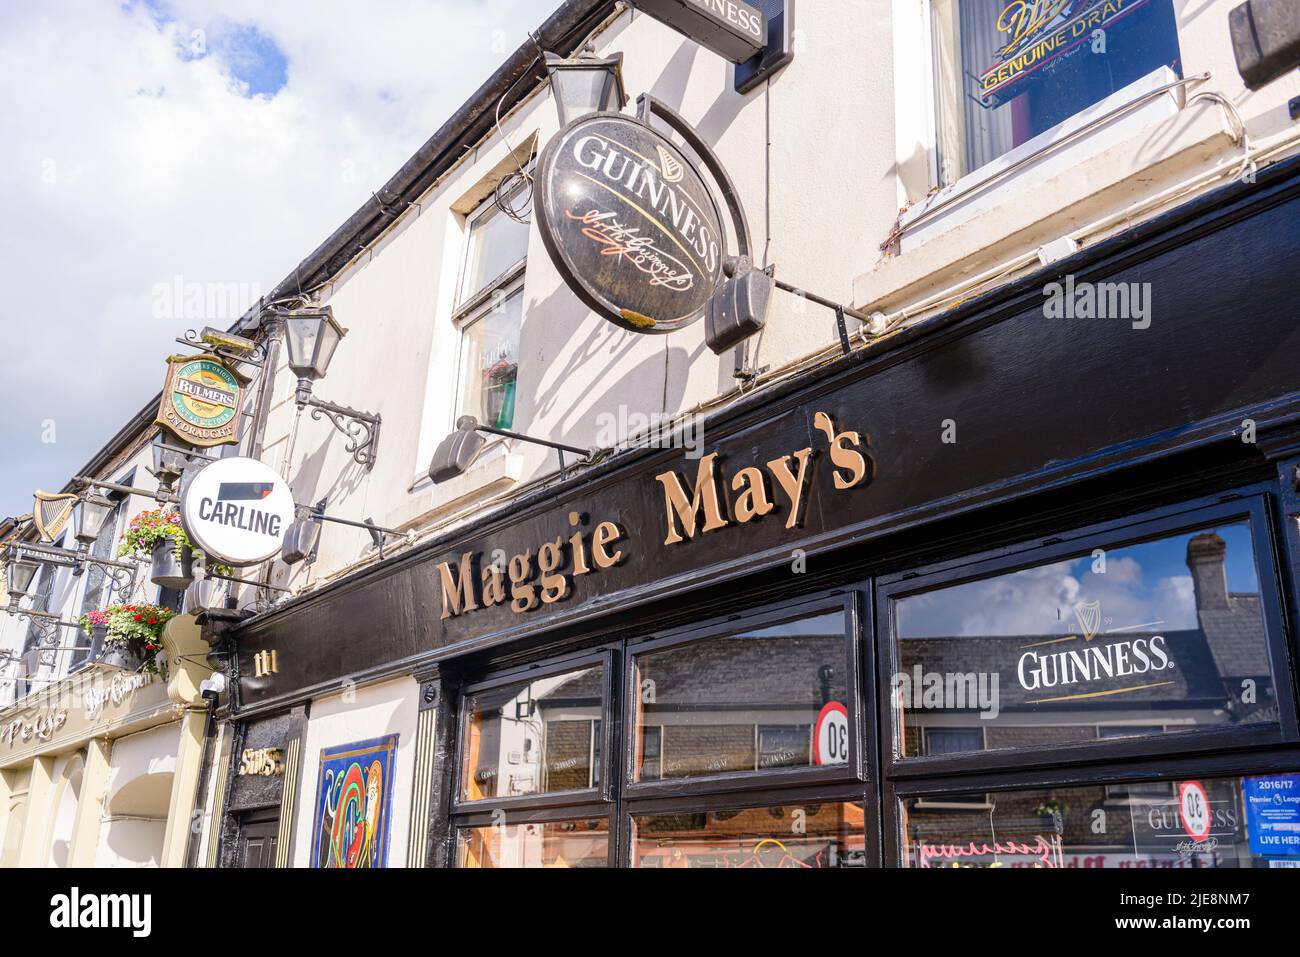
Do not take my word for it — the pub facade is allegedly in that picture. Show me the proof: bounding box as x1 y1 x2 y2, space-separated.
7 0 1297 869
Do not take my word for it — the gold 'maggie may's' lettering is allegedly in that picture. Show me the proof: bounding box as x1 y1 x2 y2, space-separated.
438 511 626 621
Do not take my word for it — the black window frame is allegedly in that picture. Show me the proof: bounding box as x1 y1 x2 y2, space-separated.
620 780 875 869
875 492 1298 781
451 647 616 816
452 801 617 869
622 591 867 801
884 745 1300 868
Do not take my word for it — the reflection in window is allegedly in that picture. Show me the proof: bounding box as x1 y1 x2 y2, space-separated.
457 287 521 431
903 774 1296 868
460 665 603 802
457 819 608 868
893 523 1276 758
926 728 984 755
459 182 530 304
632 803 867 868
932 0 1182 183
632 611 850 782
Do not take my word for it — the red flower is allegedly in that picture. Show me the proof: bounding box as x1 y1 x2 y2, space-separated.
145 642 158 650
134 614 143 622
148 617 157 624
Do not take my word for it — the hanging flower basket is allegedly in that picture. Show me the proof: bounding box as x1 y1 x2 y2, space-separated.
117 507 229 590
150 538 193 589
79 604 174 675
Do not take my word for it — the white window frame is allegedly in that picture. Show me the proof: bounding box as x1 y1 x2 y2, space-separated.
450 183 530 455
454 180 531 316
408 149 536 495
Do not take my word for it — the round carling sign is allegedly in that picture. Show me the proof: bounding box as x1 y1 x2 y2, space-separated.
536 112 727 334
180 457 295 567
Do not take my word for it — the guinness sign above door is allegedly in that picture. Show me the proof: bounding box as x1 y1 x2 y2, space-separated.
536 112 727 334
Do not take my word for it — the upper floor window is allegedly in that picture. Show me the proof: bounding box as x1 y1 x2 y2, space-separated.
932 0 1182 185
72 492 125 671
454 180 530 431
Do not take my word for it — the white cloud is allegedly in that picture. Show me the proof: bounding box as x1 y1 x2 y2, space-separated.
0 0 543 512
898 554 1202 639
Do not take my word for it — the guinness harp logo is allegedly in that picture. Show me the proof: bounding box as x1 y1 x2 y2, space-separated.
33 491 77 542
1074 599 1102 642
656 144 685 184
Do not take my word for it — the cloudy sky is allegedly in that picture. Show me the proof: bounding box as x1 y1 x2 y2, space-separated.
0 0 544 518
896 524 1260 639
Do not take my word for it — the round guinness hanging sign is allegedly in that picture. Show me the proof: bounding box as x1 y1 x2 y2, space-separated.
536 112 726 334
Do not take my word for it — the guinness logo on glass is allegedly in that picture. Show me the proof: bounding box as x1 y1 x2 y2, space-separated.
536 113 726 334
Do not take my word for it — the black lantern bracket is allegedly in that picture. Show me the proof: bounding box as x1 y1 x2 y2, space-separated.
278 305 383 470
298 392 383 471
9 608 87 670
8 538 143 596
175 327 268 369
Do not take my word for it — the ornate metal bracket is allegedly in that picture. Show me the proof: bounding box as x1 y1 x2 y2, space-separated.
14 609 84 669
300 393 382 470
176 327 268 368
13 540 143 597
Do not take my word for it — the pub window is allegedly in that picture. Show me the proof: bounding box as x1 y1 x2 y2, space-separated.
631 800 869 868
16 535 66 699
885 501 1286 764
72 487 127 671
452 652 614 868
456 655 609 805
453 180 529 432
900 772 1298 868
456 817 610 868
1096 726 1175 800
931 0 1182 185
628 602 857 787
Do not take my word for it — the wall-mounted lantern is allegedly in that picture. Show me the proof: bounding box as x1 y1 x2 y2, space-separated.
150 436 195 499
4 551 40 607
544 48 627 127
72 493 116 547
282 306 382 470
284 307 347 402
